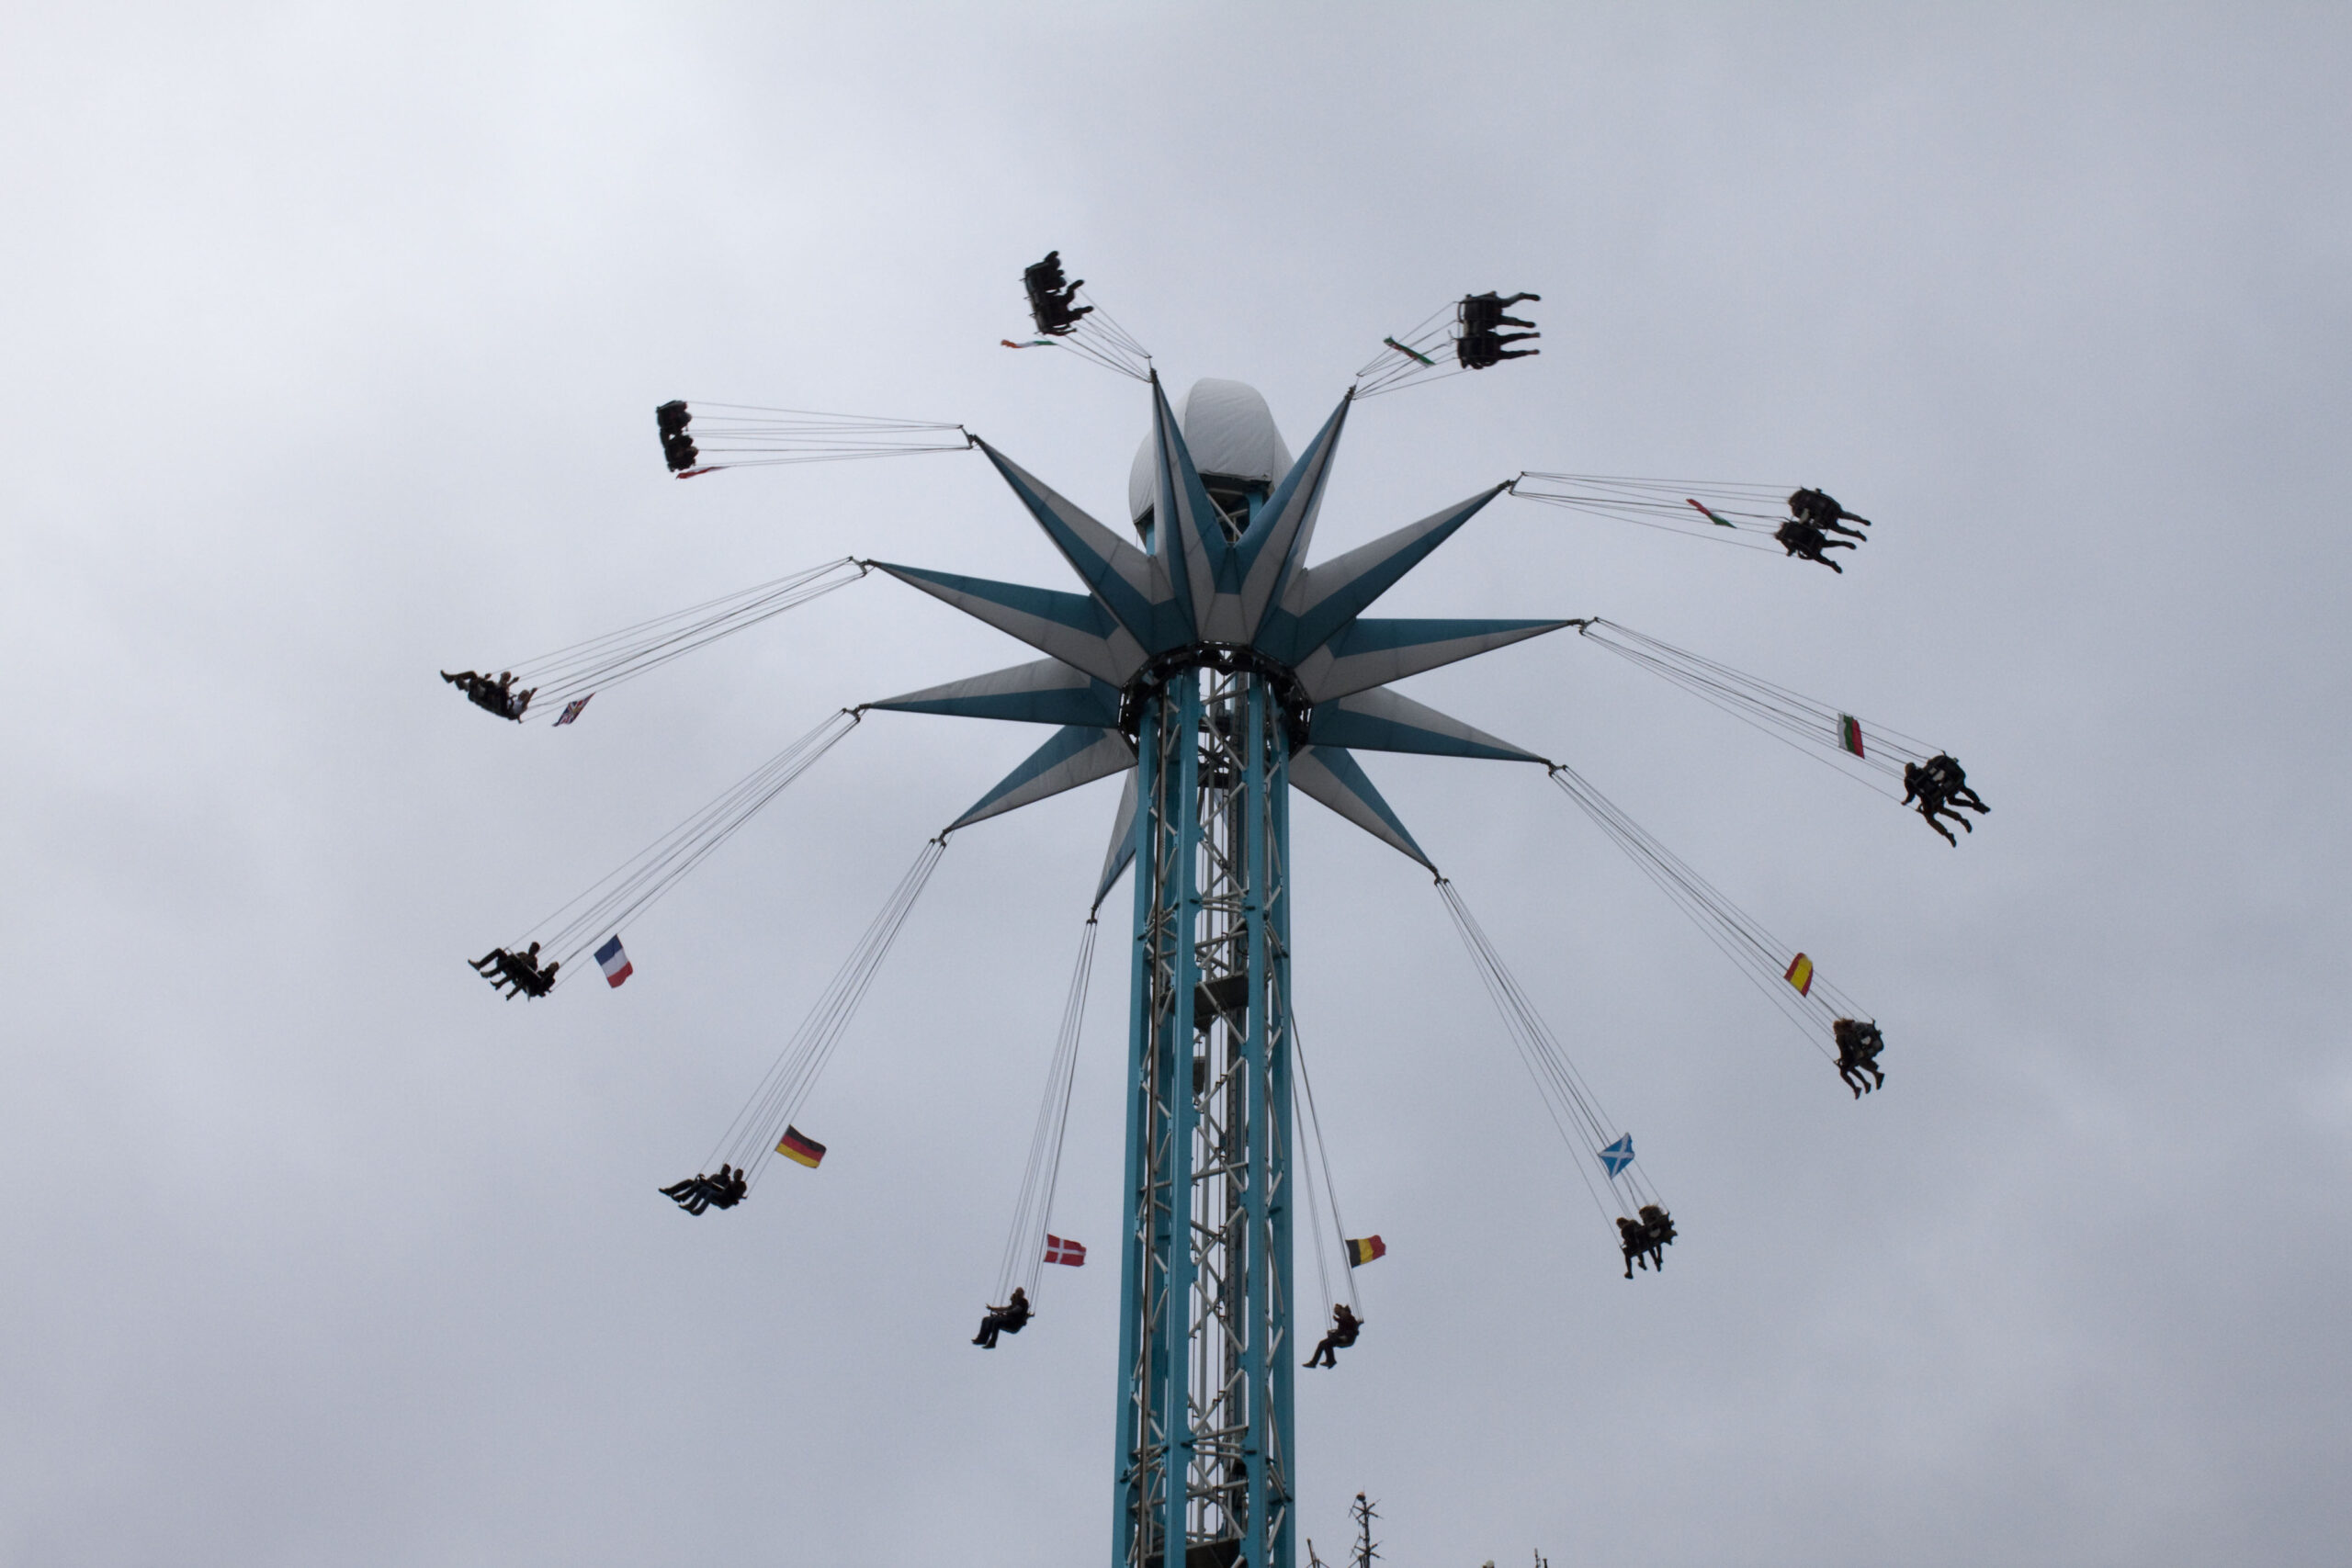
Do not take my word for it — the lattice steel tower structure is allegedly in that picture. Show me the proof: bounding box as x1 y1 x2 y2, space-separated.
867 376 1566 1568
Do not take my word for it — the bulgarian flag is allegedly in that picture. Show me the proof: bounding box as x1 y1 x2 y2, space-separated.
1345 1235 1386 1268
1384 335 1436 367
775 1126 827 1168
1685 498 1736 527
1784 953 1815 997
1838 714 1865 758
1043 1235 1087 1267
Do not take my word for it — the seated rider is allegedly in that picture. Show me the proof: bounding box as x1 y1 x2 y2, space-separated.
1774 518 1855 572
1789 488 1871 538
1460 290 1542 333
1617 1204 1678 1278
1832 1017 1887 1098
512 956 558 998
1304 1303 1362 1368
471 940 543 996
973 1285 1033 1348
1902 761 1974 845
1023 252 1092 335
1455 332 1541 370
1923 754 1988 816
660 1163 746 1216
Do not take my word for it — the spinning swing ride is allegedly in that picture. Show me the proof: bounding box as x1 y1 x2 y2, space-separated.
449 254 1984 1568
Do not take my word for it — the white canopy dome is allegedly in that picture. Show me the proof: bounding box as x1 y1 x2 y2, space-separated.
1129 378 1294 524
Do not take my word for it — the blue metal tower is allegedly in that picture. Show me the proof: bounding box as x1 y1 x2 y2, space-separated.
866 376 1568 1568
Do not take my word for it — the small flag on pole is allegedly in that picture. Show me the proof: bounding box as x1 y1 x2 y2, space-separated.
1784 953 1815 997
1345 1235 1386 1268
1044 1235 1087 1267
1384 335 1436 367
1001 338 1054 349
775 1126 827 1168
1838 714 1865 758
593 934 632 987
1685 498 1737 527
1600 1134 1636 1178
554 694 594 727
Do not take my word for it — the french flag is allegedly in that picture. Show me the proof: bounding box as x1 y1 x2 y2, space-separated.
594 935 633 988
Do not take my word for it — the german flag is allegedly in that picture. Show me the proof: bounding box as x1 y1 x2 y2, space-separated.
775 1126 827 1168
1784 953 1815 997
1838 714 1865 758
1345 1235 1386 1268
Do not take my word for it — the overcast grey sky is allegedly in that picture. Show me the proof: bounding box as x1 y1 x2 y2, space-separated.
4 6 2348 1565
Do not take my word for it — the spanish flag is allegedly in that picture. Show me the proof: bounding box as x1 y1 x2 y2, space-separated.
1685 498 1736 528
1838 715 1865 758
775 1125 827 1168
1783 953 1815 997
1345 1235 1386 1268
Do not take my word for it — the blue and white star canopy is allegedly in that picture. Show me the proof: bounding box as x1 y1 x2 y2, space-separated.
865 374 1567 872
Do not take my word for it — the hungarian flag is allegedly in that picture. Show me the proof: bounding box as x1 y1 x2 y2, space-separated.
1345 1235 1386 1268
1685 498 1736 527
1784 953 1815 997
1838 714 1864 758
594 934 632 987
775 1126 827 1168
554 694 593 727
1044 1235 1087 1267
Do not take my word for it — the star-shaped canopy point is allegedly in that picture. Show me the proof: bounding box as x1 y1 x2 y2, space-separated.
867 375 1570 885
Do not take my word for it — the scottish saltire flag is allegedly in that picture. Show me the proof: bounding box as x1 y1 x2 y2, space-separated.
594 935 633 987
1838 714 1864 758
1784 953 1815 997
1345 1235 1386 1267
1599 1134 1636 1178
775 1126 827 1168
1043 1235 1087 1267
553 694 594 727
1684 498 1736 527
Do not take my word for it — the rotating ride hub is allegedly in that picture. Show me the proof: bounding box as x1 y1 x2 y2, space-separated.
867 378 1571 1568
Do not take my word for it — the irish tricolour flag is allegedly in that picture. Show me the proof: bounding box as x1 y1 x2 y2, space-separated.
594 935 633 987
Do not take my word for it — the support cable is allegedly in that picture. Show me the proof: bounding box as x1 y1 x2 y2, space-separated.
707 832 952 1183
662 402 973 471
1436 878 1660 1234
1351 303 1464 398
993 914 1101 1306
511 708 862 975
1510 472 1793 552
480 558 869 719
1542 761 1869 1058
1576 619 1939 793
1289 1017 1361 1317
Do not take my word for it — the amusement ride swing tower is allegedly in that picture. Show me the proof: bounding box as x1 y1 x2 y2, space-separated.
865 375 1570 1568
461 263 1928 1568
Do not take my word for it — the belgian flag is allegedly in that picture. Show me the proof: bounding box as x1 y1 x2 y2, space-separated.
775 1126 827 1168
1345 1235 1386 1268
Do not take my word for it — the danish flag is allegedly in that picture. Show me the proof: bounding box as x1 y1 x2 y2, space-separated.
1043 1235 1087 1267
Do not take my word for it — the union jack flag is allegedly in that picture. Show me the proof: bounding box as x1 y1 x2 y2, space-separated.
553 694 593 727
